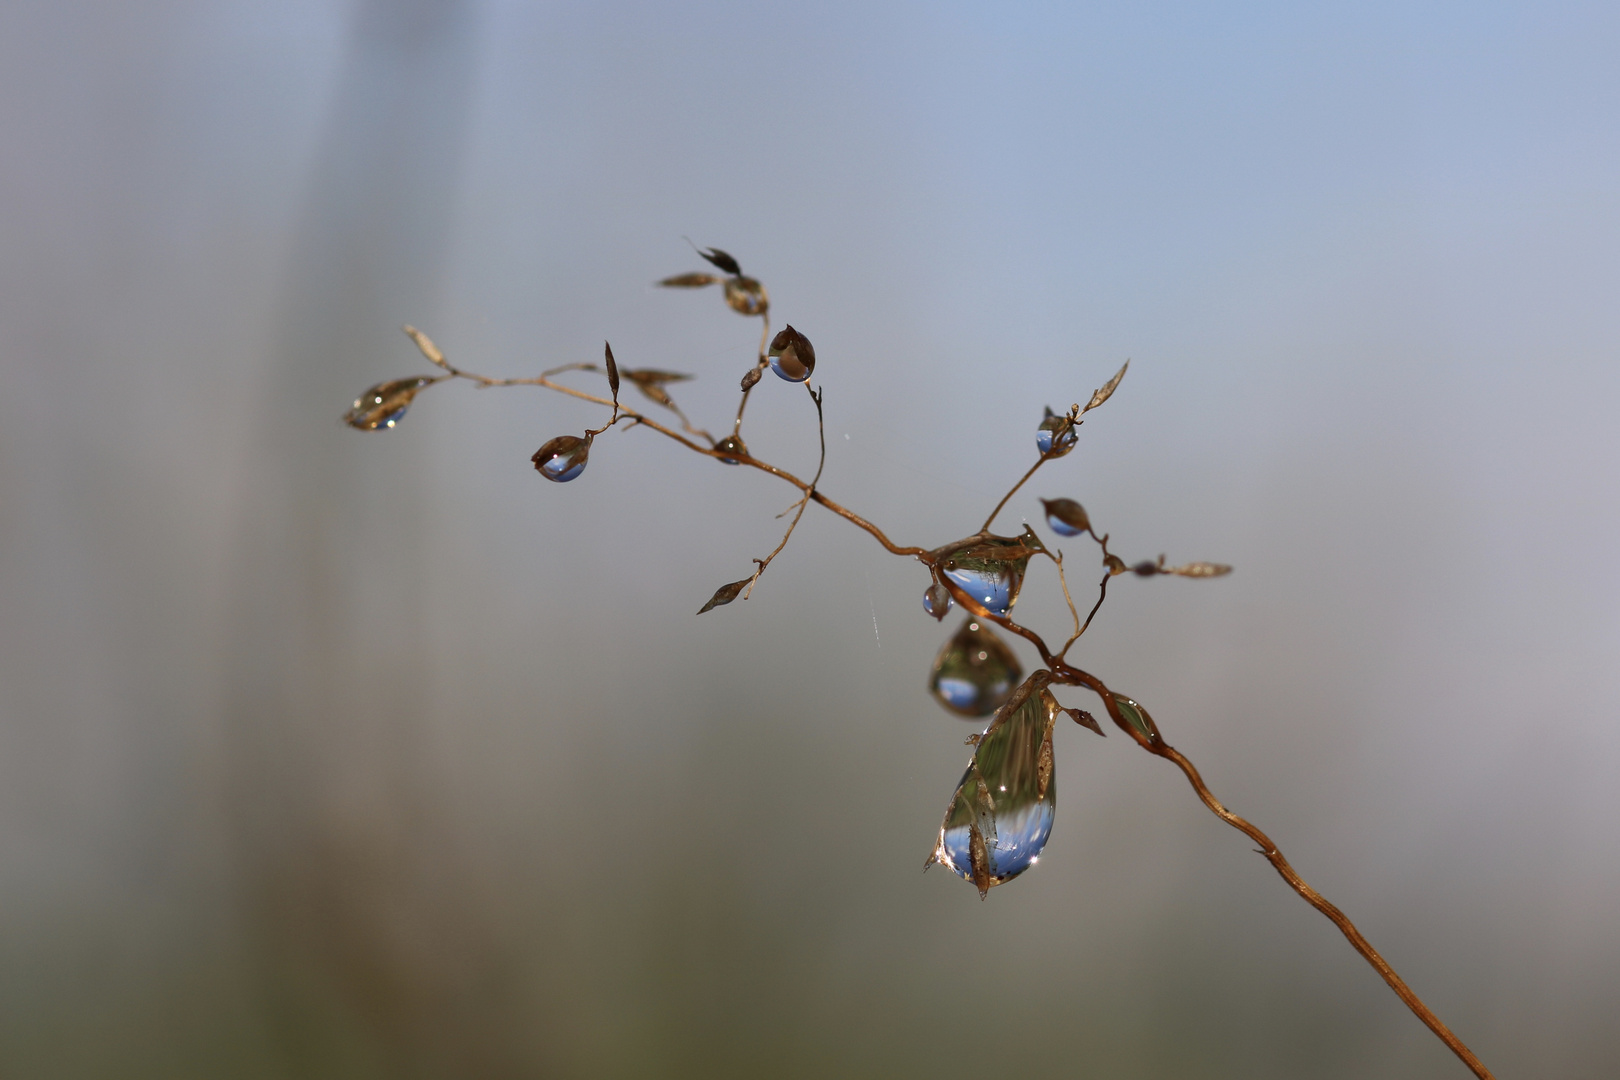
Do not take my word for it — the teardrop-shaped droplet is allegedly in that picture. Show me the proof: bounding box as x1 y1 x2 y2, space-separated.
767 325 815 382
344 377 436 430
1039 497 1089 537
714 434 749 464
723 276 769 316
940 537 1032 619
1036 406 1078 457
928 674 1059 895
532 433 591 482
929 617 1022 717
1111 693 1161 744
922 582 953 620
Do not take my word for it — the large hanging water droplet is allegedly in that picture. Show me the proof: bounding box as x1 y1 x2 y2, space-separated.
532 433 591 482
940 536 1032 619
922 582 953 620
344 377 436 430
929 617 1022 717
714 434 749 463
1039 497 1090 537
1036 406 1078 457
767 325 815 382
928 674 1059 896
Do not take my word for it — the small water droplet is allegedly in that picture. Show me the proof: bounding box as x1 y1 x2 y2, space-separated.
930 675 1060 894
1036 407 1078 457
767 325 815 382
714 434 749 463
929 617 1021 717
1039 497 1089 537
344 377 435 430
940 536 1031 618
922 582 953 620
1111 693 1161 743
723 276 768 316
532 433 591 482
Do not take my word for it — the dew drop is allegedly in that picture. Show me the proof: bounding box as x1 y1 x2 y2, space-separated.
929 616 1021 717
922 582 953 621
929 675 1059 895
1039 497 1090 537
940 536 1032 619
767 325 816 382
344 377 436 430
532 433 591 482
1036 407 1078 457
714 434 749 463
723 276 768 316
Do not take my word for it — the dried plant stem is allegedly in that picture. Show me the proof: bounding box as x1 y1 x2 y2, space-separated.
1060 572 1110 658
743 384 826 599
433 360 927 565
933 575 1493 1080
733 314 772 434
1149 742 1498 1080
400 307 1493 1079
981 452 1049 532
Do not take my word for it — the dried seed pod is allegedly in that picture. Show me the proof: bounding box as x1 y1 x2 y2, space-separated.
698 577 751 613
1039 498 1090 537
659 272 720 288
697 247 742 275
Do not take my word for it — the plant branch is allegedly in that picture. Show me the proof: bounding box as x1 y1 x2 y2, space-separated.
743 383 827 599
982 452 1050 533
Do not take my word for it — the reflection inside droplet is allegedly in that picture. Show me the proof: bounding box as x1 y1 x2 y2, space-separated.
532 434 591 482
1040 497 1089 537
939 536 1033 619
923 582 953 620
929 676 1059 894
344 377 436 431
714 434 749 463
1036 407 1078 457
928 617 1021 717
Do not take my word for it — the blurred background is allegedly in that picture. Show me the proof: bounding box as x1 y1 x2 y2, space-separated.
2 1 1617 1077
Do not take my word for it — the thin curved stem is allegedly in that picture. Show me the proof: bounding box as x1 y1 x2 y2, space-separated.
1052 665 1496 1080
981 453 1049 533
744 384 826 599
1150 743 1496 1080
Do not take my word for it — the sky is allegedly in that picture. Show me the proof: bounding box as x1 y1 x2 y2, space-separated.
1 2 1617 1077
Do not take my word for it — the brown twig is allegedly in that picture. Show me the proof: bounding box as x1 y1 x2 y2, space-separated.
389 275 1496 1080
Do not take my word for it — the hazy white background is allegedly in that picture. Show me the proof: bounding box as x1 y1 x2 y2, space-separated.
1 2 1617 1077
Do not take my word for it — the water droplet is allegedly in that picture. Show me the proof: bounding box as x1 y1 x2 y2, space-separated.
532 433 591 482
922 582 953 621
1039 497 1089 537
1111 693 1161 743
767 325 815 382
928 675 1059 895
929 617 1021 717
1036 406 1078 457
940 536 1032 618
344 377 436 430
723 276 768 316
714 434 749 463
